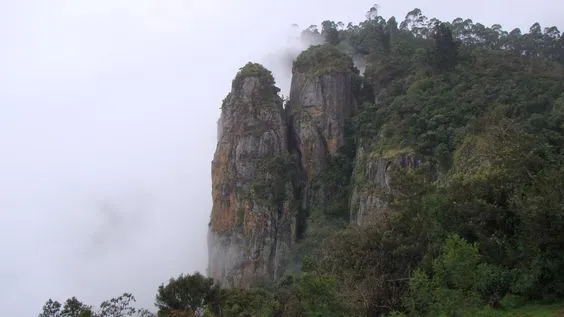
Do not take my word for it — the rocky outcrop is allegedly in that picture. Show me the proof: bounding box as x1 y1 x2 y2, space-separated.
349 147 420 226
288 72 355 174
287 45 357 211
208 47 360 287
208 63 295 288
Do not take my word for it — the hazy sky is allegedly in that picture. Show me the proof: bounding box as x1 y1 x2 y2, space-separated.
0 0 562 315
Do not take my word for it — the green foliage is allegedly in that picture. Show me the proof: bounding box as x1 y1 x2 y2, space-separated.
310 120 356 224
38 297 94 317
293 45 355 76
98 293 137 317
475 264 512 305
312 221 416 316
428 22 459 72
155 272 220 317
39 299 62 317
499 294 527 310
249 153 297 206
232 62 277 89
39 294 153 317
221 288 278 317
354 53 563 159
60 298 94 317
294 273 345 317
271 273 346 317
405 235 484 316
432 234 480 290
476 301 564 316
321 20 340 45
230 62 281 104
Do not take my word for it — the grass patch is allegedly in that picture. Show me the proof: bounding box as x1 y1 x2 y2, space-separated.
500 302 564 317
473 302 564 317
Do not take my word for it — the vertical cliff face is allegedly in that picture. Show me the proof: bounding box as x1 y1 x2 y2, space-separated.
208 63 295 287
208 47 360 287
287 45 357 212
288 72 355 176
349 147 420 225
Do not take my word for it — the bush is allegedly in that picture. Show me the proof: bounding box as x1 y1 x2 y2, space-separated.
293 45 356 76
499 294 527 310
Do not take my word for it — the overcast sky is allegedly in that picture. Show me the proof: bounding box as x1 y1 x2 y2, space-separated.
0 0 562 315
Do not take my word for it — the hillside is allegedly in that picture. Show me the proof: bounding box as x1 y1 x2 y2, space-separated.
38 6 564 317
206 5 564 317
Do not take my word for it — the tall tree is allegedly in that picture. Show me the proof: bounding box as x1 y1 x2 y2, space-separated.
429 22 459 71
60 297 93 317
98 293 137 317
39 299 62 317
321 20 340 45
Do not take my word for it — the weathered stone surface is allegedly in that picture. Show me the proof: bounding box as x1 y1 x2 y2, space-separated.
208 50 359 286
208 64 295 287
287 69 356 211
350 146 420 226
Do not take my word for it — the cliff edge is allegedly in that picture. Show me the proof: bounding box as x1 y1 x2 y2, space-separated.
208 63 296 287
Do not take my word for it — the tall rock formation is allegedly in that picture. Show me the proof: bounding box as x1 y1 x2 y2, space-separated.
208 63 295 287
286 45 357 214
208 46 360 287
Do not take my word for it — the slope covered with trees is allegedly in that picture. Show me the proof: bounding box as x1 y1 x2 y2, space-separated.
39 5 564 317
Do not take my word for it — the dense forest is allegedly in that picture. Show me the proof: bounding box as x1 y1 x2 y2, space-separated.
38 5 564 317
